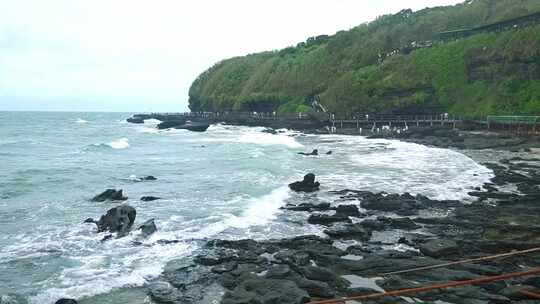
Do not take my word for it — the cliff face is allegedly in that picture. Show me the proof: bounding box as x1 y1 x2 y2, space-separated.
188 0 540 116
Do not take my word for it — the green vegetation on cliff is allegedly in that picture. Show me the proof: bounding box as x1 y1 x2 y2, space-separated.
189 0 540 116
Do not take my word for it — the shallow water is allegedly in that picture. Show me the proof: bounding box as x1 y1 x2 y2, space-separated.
0 112 494 303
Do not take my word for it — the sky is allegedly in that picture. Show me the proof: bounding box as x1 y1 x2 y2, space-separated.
0 0 463 112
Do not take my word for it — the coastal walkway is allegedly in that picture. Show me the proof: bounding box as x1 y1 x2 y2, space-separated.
131 112 540 135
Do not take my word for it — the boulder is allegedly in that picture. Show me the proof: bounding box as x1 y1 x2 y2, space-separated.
298 149 318 156
141 196 161 202
96 205 136 235
138 219 157 235
174 122 210 132
221 277 309 304
419 239 460 258
91 189 127 202
323 223 372 241
147 281 192 304
157 120 186 129
143 175 157 181
289 173 320 192
54 300 78 304
308 214 352 226
335 204 362 217
126 117 144 124
284 202 330 212
300 266 337 282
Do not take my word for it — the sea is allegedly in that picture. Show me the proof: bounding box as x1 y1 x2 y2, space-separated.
0 111 494 303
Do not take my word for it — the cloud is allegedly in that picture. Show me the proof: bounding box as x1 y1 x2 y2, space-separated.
0 0 463 111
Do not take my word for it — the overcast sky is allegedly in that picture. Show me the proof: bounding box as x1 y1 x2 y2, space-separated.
0 0 463 112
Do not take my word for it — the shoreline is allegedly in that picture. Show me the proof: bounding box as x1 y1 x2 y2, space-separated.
120 119 540 304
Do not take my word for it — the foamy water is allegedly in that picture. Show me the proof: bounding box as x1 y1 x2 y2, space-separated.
0 112 493 303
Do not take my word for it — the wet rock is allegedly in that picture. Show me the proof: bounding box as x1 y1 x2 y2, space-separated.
289 173 320 192
323 223 372 241
359 219 386 231
275 250 311 266
211 262 238 274
54 300 78 304
298 149 318 156
138 219 157 235
335 204 362 217
147 281 192 304
83 217 96 224
96 205 136 235
221 277 309 304
326 151 333 155
419 239 459 258
127 117 144 124
499 285 537 301
307 214 352 226
284 202 331 212
194 248 239 266
296 278 335 298
91 189 127 202
378 217 421 230
143 175 157 181
141 196 161 202
265 264 292 279
157 120 187 130
300 266 337 282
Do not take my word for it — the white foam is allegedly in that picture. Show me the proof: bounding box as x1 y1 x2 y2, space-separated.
26 227 194 304
75 118 88 124
191 186 290 238
201 125 303 149
106 138 130 149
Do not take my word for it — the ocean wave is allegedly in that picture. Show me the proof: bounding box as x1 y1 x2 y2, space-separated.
201 125 304 149
75 118 88 124
11 224 194 304
190 186 290 238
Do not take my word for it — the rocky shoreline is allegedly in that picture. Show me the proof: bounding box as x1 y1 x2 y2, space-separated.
140 152 540 303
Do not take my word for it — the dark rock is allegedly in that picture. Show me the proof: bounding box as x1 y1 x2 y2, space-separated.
157 120 187 129
419 239 459 258
141 196 161 202
83 218 96 224
173 122 210 132
211 262 238 274
326 151 332 155
100 234 113 242
147 281 191 304
298 149 318 156
323 223 372 241
284 202 331 212
265 264 292 279
307 214 352 226
499 285 537 301
127 117 144 124
194 248 239 266
54 300 78 304
300 266 337 282
96 205 136 235
335 204 362 217
221 277 309 304
289 173 320 192
296 278 335 298
91 189 127 202
378 217 421 230
138 219 157 235
275 250 311 266
359 219 386 231
143 175 157 181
